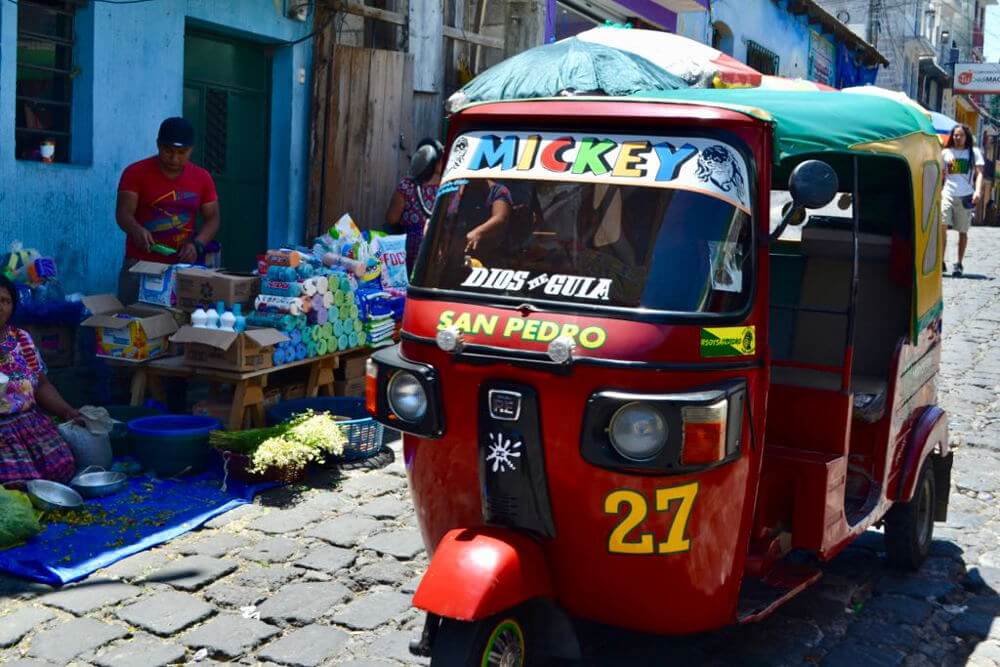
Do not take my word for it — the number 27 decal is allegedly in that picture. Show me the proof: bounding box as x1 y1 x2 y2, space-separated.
603 483 699 555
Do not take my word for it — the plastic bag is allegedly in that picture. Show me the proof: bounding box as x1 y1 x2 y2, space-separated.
0 489 41 549
58 422 112 471
374 234 408 290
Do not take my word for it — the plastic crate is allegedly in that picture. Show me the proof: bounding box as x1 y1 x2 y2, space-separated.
266 397 384 462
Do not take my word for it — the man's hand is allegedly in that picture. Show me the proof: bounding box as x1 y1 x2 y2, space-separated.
128 224 154 253
177 243 198 264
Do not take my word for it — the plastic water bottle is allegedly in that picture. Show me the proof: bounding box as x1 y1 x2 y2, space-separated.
233 304 246 333
204 305 220 329
220 308 236 333
191 306 208 328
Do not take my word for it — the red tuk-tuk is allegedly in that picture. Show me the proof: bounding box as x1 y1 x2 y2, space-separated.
366 88 953 665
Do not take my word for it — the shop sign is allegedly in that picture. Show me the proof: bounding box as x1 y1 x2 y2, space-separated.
443 131 752 213
954 63 1000 94
808 29 836 87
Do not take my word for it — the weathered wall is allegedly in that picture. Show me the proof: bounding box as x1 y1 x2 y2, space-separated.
0 1 312 295
678 0 815 79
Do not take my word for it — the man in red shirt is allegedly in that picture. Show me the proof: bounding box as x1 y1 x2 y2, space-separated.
115 117 221 302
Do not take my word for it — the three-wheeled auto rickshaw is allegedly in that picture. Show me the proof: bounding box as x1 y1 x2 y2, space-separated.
366 89 953 665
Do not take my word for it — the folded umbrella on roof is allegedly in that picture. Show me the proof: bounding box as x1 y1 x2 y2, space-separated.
576 26 762 88
842 85 931 118
446 36 687 112
757 75 836 91
929 111 958 145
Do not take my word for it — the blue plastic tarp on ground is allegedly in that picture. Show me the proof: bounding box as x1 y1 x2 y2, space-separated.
0 469 272 586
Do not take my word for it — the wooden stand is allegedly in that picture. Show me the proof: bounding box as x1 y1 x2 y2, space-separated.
111 353 342 431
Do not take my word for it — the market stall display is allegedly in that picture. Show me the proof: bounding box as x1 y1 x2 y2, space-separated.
1 200 407 587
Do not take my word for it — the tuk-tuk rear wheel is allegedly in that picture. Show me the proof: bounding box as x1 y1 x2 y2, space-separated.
884 460 936 570
431 613 531 667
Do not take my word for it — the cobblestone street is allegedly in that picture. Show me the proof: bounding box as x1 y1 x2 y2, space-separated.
2 228 1000 667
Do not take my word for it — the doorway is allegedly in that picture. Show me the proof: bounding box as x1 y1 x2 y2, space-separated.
183 31 270 272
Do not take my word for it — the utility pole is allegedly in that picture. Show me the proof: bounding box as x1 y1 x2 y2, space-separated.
504 0 547 59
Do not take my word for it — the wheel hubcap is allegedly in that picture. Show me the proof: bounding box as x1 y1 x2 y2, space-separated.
482 619 525 667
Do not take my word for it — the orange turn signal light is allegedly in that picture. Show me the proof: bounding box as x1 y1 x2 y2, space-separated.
681 400 727 465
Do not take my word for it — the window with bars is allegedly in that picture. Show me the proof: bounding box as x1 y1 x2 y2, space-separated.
15 0 80 163
746 40 779 76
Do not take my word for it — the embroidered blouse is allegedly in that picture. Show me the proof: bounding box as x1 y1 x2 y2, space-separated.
0 326 46 416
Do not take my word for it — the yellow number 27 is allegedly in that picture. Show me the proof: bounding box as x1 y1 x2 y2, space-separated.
603 483 699 555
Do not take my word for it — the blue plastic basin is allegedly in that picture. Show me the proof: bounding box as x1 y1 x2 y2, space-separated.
128 415 222 477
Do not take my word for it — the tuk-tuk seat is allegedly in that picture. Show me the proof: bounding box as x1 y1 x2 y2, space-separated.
770 223 907 424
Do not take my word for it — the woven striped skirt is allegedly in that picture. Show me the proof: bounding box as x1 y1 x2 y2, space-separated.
0 408 75 484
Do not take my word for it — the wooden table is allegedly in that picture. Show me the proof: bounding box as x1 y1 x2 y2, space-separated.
108 353 341 430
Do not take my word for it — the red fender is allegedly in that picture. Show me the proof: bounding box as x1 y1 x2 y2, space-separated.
412 527 553 621
894 406 948 502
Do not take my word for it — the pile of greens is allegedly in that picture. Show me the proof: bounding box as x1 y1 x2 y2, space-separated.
210 410 347 476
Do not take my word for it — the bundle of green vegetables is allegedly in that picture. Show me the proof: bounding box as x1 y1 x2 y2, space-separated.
210 410 347 475
0 488 42 549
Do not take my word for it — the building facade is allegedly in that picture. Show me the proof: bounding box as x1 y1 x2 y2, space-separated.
678 0 886 87
1 0 314 295
814 0 995 119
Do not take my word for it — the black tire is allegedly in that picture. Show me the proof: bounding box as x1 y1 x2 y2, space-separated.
431 612 532 667
884 460 936 570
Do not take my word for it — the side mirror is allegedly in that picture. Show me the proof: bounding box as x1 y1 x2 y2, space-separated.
789 160 839 209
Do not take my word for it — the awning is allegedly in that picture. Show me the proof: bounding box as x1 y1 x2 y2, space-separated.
919 57 950 84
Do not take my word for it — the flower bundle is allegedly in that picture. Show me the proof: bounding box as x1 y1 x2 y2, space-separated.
210 411 347 476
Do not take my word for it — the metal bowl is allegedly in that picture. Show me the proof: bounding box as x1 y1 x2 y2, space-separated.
69 471 128 498
25 480 84 511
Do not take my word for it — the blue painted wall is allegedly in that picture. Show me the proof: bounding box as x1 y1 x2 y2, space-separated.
678 0 839 82
0 1 312 295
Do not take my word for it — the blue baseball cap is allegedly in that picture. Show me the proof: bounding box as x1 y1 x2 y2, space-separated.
157 117 194 148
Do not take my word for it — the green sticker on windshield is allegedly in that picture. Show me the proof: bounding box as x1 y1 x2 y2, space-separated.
701 326 755 358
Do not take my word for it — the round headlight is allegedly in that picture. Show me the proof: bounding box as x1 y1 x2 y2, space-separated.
387 371 428 422
547 335 576 364
609 402 667 461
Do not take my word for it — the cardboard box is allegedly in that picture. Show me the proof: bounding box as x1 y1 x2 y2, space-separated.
170 326 288 372
335 349 371 380
335 377 366 397
176 268 260 312
129 261 194 308
81 295 180 362
24 324 75 368
282 382 307 401
263 388 283 409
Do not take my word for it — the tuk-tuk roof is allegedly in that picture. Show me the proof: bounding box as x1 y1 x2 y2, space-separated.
634 88 938 163
635 88 942 340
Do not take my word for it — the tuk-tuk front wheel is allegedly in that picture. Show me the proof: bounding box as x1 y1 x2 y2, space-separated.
884 460 936 570
432 613 531 667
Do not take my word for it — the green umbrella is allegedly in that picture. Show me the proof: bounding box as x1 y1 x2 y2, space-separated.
447 37 687 112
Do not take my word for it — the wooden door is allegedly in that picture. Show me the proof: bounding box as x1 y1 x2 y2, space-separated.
311 45 414 236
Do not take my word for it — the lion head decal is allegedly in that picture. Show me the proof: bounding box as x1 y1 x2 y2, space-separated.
695 145 746 201
445 137 470 175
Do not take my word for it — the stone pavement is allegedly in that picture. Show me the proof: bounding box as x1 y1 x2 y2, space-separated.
1 228 1000 666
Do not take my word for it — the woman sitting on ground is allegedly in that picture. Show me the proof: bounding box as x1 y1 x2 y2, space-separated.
0 275 79 484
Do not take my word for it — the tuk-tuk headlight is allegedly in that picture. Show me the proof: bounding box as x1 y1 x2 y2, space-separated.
608 402 668 461
387 371 428 422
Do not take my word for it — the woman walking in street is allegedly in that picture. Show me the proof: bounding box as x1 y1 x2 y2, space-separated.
941 124 984 277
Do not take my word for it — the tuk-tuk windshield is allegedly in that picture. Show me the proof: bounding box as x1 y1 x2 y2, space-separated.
413 178 752 314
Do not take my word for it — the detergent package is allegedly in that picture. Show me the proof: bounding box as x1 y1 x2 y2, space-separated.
375 234 408 290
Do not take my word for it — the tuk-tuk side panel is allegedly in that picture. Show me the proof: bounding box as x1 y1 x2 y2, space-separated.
849 134 943 343
762 385 851 457
886 325 944 498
